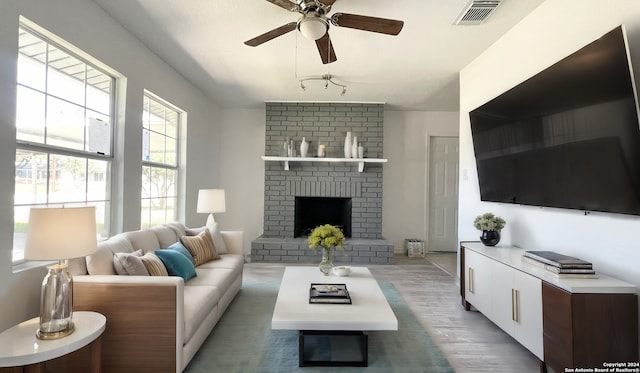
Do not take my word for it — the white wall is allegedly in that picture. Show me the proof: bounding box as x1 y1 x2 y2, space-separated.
0 0 221 331
459 0 640 333
218 108 265 255
383 110 459 251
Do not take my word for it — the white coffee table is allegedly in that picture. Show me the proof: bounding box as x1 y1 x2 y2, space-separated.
272 266 397 366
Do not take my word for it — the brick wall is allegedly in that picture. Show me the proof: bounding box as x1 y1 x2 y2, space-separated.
263 102 384 239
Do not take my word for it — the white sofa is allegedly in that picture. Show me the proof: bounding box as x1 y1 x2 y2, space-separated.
68 222 244 373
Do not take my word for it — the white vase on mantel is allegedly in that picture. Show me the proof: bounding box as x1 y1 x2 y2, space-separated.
344 131 352 159
300 137 309 158
351 136 358 158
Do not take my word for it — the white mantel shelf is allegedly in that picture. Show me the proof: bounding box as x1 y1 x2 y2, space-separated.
262 156 388 172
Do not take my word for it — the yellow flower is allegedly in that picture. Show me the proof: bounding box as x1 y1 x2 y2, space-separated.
307 224 345 251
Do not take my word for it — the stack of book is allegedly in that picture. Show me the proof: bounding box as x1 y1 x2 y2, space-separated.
309 283 352 304
522 251 598 279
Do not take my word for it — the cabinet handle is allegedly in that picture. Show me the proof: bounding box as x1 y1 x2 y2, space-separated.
511 289 520 322
511 289 516 321
468 268 474 294
515 289 520 323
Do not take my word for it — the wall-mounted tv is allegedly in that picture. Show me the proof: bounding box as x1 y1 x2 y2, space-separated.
470 25 640 216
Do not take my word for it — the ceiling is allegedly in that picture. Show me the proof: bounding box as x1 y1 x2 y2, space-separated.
92 0 546 111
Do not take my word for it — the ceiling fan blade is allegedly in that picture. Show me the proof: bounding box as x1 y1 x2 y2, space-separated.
315 33 337 64
331 13 404 35
244 22 297 47
265 0 299 12
320 0 337 5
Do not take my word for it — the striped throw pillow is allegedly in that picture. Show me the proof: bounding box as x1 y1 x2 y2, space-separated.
180 228 219 266
140 252 169 276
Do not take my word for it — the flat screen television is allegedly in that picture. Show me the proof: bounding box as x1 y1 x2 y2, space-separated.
470 25 640 216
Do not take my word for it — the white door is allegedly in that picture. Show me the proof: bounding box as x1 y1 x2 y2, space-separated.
427 136 459 252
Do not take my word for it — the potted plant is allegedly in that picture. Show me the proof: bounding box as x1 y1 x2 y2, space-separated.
473 213 506 246
307 224 345 275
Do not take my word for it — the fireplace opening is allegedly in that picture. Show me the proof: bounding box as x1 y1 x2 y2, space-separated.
294 197 352 238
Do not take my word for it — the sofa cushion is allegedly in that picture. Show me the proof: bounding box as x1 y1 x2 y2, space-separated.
113 249 149 275
182 285 220 345
140 252 168 276
86 236 135 275
197 254 244 274
155 249 197 281
164 222 187 237
151 225 180 249
180 229 219 266
187 267 236 290
68 256 88 276
121 230 161 253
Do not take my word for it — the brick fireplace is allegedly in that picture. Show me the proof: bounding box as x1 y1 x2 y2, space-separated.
251 102 394 264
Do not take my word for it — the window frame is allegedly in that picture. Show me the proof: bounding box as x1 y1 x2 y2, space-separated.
13 21 116 264
140 91 181 229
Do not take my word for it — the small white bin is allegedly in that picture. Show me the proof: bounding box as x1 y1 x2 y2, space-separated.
405 239 425 258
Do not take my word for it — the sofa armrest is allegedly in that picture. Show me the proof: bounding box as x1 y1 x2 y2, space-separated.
221 231 244 256
73 275 184 373
74 274 183 286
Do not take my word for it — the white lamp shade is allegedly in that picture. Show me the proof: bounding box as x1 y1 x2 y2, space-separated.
24 206 98 261
298 15 328 40
197 189 226 214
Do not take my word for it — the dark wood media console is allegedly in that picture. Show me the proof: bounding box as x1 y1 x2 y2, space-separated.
542 283 638 371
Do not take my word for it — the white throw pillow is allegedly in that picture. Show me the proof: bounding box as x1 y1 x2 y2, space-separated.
207 222 228 254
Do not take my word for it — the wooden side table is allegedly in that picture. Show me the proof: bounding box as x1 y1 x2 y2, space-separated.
0 311 106 373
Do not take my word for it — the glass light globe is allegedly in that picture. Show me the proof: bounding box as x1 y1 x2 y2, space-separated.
298 15 328 40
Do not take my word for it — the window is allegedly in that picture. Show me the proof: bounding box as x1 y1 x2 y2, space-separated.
141 93 180 229
14 24 114 262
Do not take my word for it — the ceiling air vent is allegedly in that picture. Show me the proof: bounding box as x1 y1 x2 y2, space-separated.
454 0 502 25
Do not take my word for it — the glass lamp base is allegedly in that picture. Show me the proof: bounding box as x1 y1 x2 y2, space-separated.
36 321 75 340
37 262 75 340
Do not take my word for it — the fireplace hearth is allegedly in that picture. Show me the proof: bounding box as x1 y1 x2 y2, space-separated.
294 197 352 237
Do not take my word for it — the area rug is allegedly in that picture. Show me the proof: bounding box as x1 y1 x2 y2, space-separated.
185 280 454 373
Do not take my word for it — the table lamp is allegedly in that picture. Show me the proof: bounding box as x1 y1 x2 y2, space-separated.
24 206 97 340
197 189 226 230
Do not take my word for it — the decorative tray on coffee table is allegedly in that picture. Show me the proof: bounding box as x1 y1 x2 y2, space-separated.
309 283 352 304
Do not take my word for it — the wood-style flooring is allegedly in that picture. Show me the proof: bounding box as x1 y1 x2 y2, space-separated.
243 252 541 373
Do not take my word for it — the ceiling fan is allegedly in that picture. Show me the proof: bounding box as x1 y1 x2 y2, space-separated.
244 0 404 64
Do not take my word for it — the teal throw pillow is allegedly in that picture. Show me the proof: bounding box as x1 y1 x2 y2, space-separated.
166 241 195 264
155 249 197 282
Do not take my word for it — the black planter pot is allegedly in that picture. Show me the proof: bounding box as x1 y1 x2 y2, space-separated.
480 230 501 246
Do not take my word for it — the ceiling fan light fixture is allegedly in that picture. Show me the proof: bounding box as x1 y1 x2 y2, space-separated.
298 74 346 95
297 15 328 40
246 1 405 63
